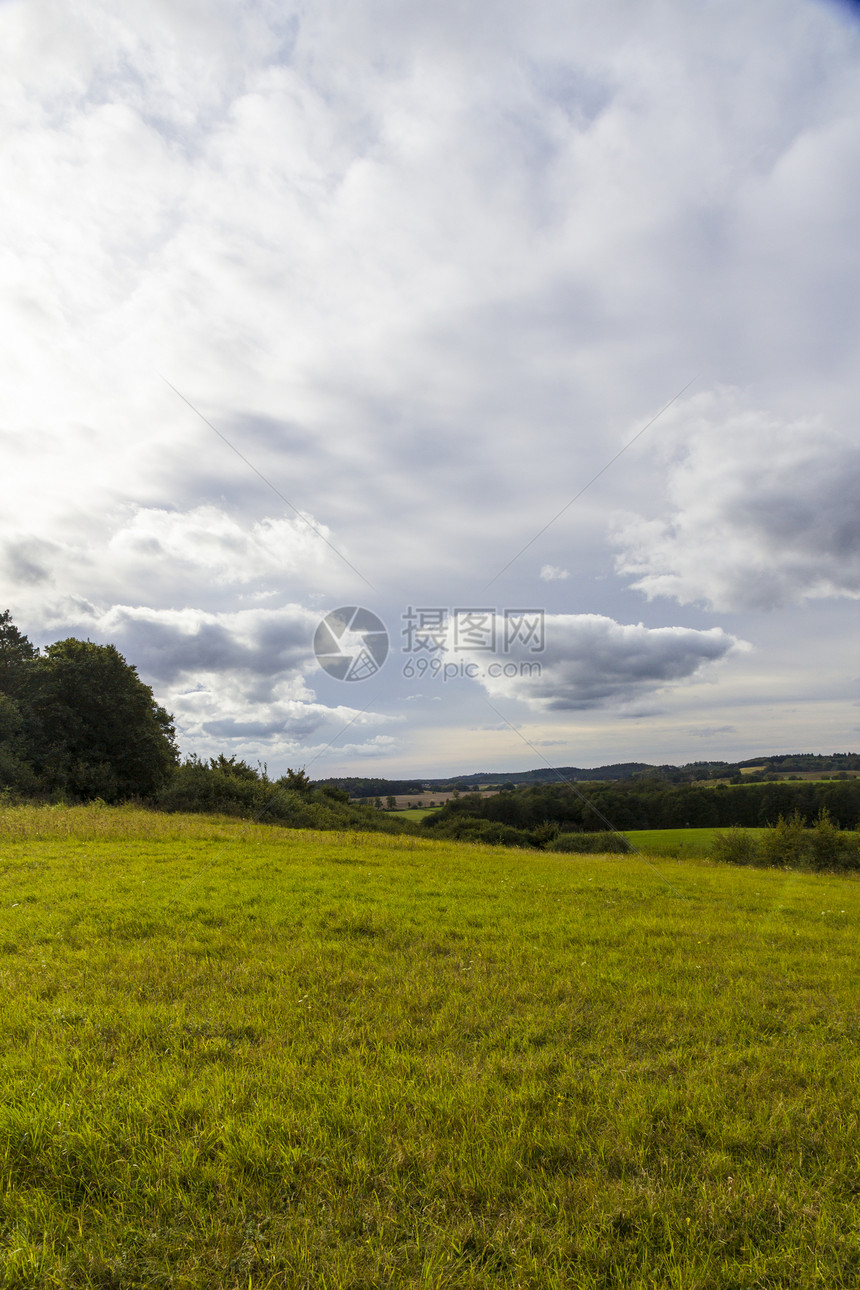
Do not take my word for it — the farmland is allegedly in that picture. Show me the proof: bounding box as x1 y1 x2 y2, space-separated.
1 805 859 1288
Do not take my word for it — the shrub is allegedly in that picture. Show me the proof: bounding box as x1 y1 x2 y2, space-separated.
423 814 534 847
713 810 860 871
805 809 860 871
153 757 414 836
711 827 763 867
156 757 265 817
759 810 810 869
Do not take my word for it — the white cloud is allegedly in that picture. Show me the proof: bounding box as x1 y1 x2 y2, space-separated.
0 501 353 631
107 505 334 586
2 0 860 772
613 395 860 610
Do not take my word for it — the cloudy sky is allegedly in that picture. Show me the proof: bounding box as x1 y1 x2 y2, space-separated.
2 0 859 778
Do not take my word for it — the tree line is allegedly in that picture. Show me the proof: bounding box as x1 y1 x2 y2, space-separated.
423 778 860 845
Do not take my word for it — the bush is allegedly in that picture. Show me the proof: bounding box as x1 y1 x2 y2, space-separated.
711 827 763 867
153 757 414 836
759 810 811 869
156 757 265 817
713 811 860 871
422 814 534 847
805 809 860 870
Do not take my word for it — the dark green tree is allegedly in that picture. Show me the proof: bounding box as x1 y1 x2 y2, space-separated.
25 638 178 801
0 612 40 791
0 609 39 698
280 767 313 797
0 692 38 793
210 754 260 782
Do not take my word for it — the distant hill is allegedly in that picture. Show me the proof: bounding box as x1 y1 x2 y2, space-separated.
316 752 860 797
439 763 661 786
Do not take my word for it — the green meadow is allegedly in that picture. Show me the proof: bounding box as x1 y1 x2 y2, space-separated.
624 828 770 860
1 805 859 1288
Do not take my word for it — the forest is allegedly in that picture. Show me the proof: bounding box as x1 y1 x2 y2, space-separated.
423 778 860 847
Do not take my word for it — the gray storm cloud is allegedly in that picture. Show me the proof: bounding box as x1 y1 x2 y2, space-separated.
91 604 319 687
469 613 745 711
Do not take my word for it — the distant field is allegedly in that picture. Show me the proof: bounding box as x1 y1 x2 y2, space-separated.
737 770 860 781
388 791 500 809
1 804 859 1288
625 827 769 858
722 778 860 787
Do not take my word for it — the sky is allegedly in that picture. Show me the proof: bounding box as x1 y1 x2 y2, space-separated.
2 0 860 779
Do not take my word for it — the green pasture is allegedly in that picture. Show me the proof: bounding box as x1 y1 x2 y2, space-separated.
626 826 859 860
624 827 769 858
1 804 859 1288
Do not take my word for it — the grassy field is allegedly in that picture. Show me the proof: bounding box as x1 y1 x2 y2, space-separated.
1 804 859 1288
627 827 860 860
624 827 770 859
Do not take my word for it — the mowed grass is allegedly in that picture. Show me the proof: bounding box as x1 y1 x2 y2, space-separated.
1 806 859 1289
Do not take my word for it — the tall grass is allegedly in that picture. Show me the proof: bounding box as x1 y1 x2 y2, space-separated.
1 805 858 1287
